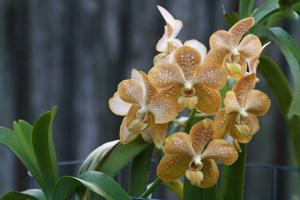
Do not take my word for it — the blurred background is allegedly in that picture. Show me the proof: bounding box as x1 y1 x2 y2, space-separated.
0 0 299 199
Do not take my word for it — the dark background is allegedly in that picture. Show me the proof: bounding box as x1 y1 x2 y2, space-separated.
0 0 299 199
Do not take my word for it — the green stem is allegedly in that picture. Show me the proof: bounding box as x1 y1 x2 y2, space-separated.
140 178 162 198
220 144 247 200
129 144 154 196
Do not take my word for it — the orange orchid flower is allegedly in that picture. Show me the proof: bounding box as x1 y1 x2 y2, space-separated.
109 69 182 148
149 45 227 113
157 119 238 188
214 73 271 143
205 17 264 80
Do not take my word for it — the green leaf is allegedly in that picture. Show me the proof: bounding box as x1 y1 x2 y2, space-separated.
263 28 300 118
129 144 153 196
0 125 45 191
1 189 46 200
98 137 150 177
224 12 240 27
32 106 59 197
220 144 247 200
79 140 120 174
258 55 300 174
52 171 131 200
253 1 280 24
239 0 256 18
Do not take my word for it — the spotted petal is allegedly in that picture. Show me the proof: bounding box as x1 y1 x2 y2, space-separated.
131 69 157 104
120 117 140 144
157 154 190 181
198 159 219 188
229 17 254 45
164 132 195 157
204 49 228 66
201 139 238 165
190 119 214 154
147 94 182 124
192 64 227 89
118 79 144 105
184 39 207 63
245 90 271 116
214 109 236 139
233 73 256 106
148 63 185 88
209 30 233 50
194 85 222 114
175 46 202 80
238 34 262 59
224 91 241 114
148 114 168 149
109 92 132 116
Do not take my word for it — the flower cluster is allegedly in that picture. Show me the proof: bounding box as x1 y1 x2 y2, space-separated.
109 6 271 188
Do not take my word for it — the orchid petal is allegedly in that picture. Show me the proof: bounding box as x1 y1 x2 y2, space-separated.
192 64 227 89
147 94 182 124
175 46 202 80
245 90 271 116
201 139 238 165
148 63 185 88
229 17 254 45
164 132 195 157
109 92 131 116
190 119 214 154
157 154 190 181
194 84 222 114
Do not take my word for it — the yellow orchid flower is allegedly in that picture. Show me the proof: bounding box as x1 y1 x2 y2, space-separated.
149 45 227 113
157 119 238 188
214 73 271 143
205 17 263 80
109 69 182 148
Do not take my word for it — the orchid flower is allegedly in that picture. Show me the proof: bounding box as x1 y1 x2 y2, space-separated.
149 45 227 113
154 5 183 65
157 119 238 188
214 73 271 143
109 69 182 148
205 17 264 80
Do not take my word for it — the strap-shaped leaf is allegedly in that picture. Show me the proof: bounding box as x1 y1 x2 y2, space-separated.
79 140 119 174
253 1 280 24
1 189 46 200
263 27 300 118
239 0 256 18
53 171 131 200
98 137 150 177
32 106 58 196
0 125 45 192
258 55 300 169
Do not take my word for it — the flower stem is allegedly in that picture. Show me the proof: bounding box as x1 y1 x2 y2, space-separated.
140 177 162 198
220 143 247 200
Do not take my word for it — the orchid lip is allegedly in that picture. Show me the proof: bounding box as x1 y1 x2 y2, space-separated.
189 156 203 171
239 108 248 117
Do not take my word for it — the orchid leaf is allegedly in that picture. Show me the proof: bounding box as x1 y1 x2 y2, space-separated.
79 140 120 174
97 137 150 177
32 106 58 197
53 171 131 200
129 144 154 196
262 27 300 118
239 0 256 18
1 189 46 200
258 55 300 171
